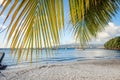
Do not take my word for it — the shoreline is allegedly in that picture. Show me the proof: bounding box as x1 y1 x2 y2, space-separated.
1 59 120 80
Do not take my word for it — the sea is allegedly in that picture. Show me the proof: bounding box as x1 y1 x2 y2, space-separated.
0 48 120 67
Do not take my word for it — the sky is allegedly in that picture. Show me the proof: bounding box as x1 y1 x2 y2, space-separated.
0 0 120 48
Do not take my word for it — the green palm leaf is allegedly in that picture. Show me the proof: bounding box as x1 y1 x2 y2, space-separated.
0 0 64 61
0 0 120 61
69 0 120 47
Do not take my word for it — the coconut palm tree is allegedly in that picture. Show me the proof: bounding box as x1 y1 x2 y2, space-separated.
0 0 120 61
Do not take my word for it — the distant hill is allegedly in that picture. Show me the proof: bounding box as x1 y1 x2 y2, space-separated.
52 43 104 49
104 36 120 50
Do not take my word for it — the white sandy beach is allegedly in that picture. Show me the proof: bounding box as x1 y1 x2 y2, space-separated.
0 59 120 80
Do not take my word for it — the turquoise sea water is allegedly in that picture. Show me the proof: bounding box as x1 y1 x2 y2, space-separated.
0 48 120 66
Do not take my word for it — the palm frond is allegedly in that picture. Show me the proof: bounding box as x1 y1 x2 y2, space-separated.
69 0 120 47
1 0 120 61
1 0 64 61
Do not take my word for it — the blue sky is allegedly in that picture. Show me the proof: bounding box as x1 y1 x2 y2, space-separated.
0 0 120 48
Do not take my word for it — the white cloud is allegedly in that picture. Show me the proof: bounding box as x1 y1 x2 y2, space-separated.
62 40 75 45
0 0 3 5
94 22 120 44
0 0 3 4
61 22 120 45
0 24 6 30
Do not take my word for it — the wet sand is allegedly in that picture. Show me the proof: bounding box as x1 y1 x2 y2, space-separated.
0 59 120 80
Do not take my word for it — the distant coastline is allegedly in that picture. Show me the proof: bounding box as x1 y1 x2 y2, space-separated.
0 43 105 50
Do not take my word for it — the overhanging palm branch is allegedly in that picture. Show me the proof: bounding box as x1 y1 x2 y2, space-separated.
69 0 120 47
0 0 120 61
0 0 64 61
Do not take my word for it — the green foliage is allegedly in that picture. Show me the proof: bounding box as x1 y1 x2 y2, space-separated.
104 37 120 50
69 0 120 46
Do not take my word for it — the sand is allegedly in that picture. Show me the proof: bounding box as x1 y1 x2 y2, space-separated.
0 59 120 80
